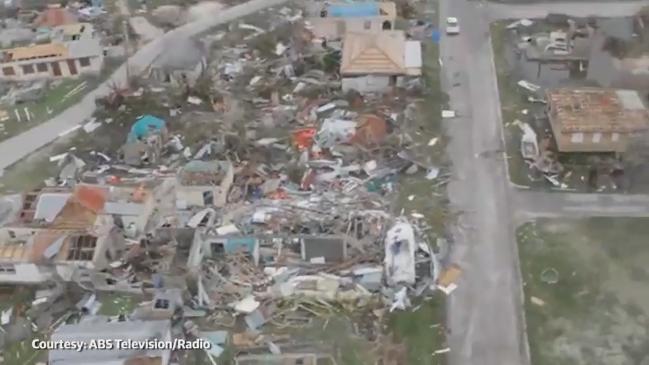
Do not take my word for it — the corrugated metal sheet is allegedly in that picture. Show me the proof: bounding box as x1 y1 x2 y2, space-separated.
404 41 422 69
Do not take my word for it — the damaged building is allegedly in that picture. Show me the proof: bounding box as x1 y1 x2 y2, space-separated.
0 185 125 284
49 318 172 365
307 1 396 40
546 88 649 153
176 160 234 208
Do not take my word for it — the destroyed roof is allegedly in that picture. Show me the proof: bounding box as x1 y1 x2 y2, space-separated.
341 31 421 75
0 230 100 264
151 36 206 71
547 88 649 133
49 319 171 364
178 160 232 186
73 185 107 213
33 192 72 223
3 43 68 62
54 22 88 37
50 185 107 229
33 6 78 28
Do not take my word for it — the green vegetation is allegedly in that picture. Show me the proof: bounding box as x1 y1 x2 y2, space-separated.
491 22 535 187
0 79 87 141
0 88 170 193
0 59 122 144
518 219 649 365
389 295 448 365
392 28 449 365
98 293 141 316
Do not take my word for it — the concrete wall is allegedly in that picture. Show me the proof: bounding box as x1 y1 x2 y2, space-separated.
308 16 394 40
0 226 39 241
342 75 391 93
176 163 233 208
0 262 52 283
0 55 103 81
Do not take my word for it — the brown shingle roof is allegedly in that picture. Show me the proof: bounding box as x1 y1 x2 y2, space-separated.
341 31 406 75
547 88 649 133
5 43 68 62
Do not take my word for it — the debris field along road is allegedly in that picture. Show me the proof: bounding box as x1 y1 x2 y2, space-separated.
0 0 289 174
440 1 649 365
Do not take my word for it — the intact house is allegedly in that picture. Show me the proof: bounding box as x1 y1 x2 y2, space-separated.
546 88 649 153
307 1 397 40
0 185 125 284
148 36 207 87
340 30 422 93
0 22 103 81
176 160 234 208
50 318 172 365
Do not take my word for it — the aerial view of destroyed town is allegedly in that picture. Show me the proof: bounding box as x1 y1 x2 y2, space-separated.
2 0 649 363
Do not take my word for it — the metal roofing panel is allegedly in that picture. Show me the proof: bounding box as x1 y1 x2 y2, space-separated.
404 41 422 69
34 193 72 223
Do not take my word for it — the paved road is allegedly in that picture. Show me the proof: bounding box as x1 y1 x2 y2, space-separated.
440 0 526 364
0 0 288 174
440 1 649 365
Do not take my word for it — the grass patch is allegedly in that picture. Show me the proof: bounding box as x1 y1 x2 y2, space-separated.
392 12 449 362
491 21 536 187
518 219 649 365
389 295 448 365
0 59 122 144
98 293 141 316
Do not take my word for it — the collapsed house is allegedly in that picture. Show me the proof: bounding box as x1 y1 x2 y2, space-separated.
307 1 396 40
0 185 125 284
340 30 422 93
148 36 207 87
546 88 649 153
176 160 234 208
49 318 172 365
0 3 453 363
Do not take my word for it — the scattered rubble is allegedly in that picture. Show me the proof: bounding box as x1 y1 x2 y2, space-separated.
0 2 452 363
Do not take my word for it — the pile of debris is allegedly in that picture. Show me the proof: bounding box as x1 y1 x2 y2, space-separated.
0 3 456 364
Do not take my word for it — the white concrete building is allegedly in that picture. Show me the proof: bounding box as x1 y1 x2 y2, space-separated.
0 23 104 81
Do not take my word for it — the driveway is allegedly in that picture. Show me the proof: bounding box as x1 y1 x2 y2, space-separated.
0 0 289 174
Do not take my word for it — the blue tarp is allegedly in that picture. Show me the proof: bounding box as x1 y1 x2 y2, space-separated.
431 29 441 43
327 3 379 17
128 115 165 142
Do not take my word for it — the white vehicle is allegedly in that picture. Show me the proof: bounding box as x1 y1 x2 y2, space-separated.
446 17 460 35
